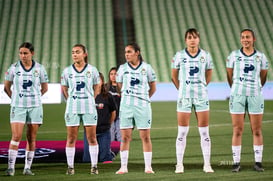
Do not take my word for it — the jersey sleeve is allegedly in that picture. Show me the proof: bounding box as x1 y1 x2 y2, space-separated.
61 68 68 86
226 52 235 68
116 65 124 83
92 67 100 85
261 53 269 70
4 64 15 81
40 65 49 83
171 51 181 69
206 52 214 70
147 64 157 82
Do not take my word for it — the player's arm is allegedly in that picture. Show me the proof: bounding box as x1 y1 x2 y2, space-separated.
171 68 179 90
41 82 48 96
226 68 233 87
260 69 268 87
117 83 122 94
109 110 116 124
149 81 156 98
93 84 100 98
4 80 12 98
205 69 212 85
62 85 69 100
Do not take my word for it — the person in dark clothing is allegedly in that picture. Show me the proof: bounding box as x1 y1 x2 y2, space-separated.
106 67 121 143
83 72 116 163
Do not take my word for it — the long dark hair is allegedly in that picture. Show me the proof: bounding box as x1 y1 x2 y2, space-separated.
19 42 34 52
99 72 109 99
73 44 88 63
126 42 144 62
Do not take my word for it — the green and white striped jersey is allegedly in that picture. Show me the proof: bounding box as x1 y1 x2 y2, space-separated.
172 48 214 99
61 64 100 114
226 48 269 96
116 61 156 106
5 60 49 107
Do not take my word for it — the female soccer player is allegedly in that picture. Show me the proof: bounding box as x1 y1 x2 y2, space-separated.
115 43 157 174
171 28 214 173
226 29 268 172
4 42 49 176
61 44 100 175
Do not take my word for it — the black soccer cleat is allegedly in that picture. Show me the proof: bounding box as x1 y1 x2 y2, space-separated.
231 162 240 172
253 162 264 172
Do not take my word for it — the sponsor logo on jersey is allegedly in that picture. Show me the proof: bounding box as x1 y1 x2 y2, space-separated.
244 64 255 73
16 71 21 76
189 66 199 76
130 77 140 86
76 81 85 91
22 80 33 89
237 56 242 61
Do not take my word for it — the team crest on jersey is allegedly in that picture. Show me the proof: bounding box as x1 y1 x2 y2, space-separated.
33 70 39 77
200 56 205 63
86 71 91 78
255 56 261 62
141 68 146 75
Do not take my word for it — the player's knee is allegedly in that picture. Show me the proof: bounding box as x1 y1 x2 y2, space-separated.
122 135 131 143
252 130 262 137
141 136 151 144
233 131 243 137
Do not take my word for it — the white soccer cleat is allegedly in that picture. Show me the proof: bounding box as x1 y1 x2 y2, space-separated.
203 165 214 173
145 167 155 174
115 167 128 174
175 164 184 173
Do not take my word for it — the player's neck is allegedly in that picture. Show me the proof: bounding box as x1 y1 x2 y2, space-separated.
21 59 33 70
74 61 86 71
242 47 255 56
128 60 140 68
187 47 199 56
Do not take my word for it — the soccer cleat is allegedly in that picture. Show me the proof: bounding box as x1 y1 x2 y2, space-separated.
145 167 155 174
102 161 113 164
175 164 184 173
66 167 75 175
203 165 214 173
91 167 98 175
253 162 264 172
232 163 241 172
23 168 35 175
6 168 15 176
115 167 128 174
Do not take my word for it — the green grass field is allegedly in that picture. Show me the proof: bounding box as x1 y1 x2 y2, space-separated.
0 101 273 180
